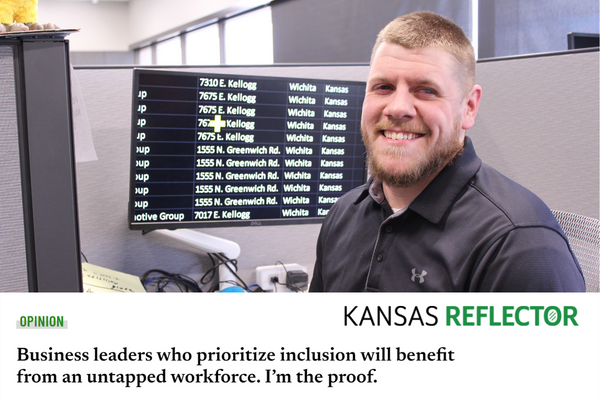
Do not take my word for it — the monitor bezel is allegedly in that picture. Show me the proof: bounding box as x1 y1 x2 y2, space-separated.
567 32 600 50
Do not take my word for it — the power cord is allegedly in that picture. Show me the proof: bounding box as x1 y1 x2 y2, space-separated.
271 261 308 292
141 269 202 292
201 252 250 292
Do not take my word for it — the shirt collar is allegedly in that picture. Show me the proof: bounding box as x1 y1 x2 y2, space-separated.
355 136 482 224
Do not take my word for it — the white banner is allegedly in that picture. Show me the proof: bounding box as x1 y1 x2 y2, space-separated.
1 293 598 399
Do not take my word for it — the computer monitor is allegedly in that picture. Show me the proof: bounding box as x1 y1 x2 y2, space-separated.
567 32 600 49
128 69 367 230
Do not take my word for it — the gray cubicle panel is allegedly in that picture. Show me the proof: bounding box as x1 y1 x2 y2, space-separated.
0 44 28 292
472 50 599 219
0 38 82 292
73 49 598 285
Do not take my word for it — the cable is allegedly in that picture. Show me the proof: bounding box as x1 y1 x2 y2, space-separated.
213 252 249 292
140 254 247 293
247 284 266 293
200 253 219 286
199 253 249 292
275 261 307 292
140 269 202 292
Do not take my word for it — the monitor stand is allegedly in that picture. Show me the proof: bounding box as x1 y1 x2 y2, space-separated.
153 229 244 292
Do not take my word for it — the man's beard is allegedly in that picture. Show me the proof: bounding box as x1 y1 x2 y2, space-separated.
362 119 464 188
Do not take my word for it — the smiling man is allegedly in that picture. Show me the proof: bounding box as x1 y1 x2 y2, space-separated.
309 11 585 292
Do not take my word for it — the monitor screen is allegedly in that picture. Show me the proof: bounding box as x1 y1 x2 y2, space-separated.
129 69 367 230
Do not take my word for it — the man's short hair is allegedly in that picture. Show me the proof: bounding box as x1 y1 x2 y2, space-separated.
372 11 476 96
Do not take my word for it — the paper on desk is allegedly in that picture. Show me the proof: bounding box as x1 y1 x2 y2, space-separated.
82 262 146 293
70 64 98 163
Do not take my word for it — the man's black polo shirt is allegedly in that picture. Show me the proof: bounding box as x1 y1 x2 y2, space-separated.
310 137 585 292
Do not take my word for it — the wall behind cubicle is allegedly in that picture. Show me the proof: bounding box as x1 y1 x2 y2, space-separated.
73 49 599 285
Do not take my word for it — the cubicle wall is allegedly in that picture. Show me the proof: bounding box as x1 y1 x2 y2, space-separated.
0 45 28 292
473 51 599 218
0 39 82 292
73 49 598 285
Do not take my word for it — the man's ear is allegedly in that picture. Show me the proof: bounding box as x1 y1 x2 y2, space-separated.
461 84 482 130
